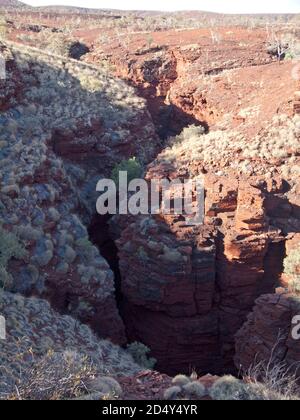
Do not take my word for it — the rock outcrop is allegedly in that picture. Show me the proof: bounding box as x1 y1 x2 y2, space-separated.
0 41 160 344
117 172 289 375
116 106 300 375
1 25 300 389
85 28 295 139
235 291 300 377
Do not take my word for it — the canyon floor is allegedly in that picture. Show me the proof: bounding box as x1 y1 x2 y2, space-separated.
0 5 300 400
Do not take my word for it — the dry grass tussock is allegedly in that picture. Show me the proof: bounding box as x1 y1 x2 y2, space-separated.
6 350 124 400
160 115 300 180
0 291 141 400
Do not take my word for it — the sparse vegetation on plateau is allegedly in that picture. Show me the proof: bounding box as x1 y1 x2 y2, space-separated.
161 115 300 180
0 4 300 401
266 28 300 60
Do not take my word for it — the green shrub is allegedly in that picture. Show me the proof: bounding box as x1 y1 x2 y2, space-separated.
0 228 25 264
85 376 122 399
284 247 300 293
126 342 156 369
111 157 143 185
0 226 26 288
284 51 295 61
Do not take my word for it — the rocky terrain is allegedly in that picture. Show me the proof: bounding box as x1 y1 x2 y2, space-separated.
0 0 26 7
0 7 299 400
0 39 160 397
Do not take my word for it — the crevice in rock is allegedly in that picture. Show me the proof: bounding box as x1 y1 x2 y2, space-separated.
88 214 124 310
260 240 287 295
146 97 209 139
115 53 209 139
86 188 289 377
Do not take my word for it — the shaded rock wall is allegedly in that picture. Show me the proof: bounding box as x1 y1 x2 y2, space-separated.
0 42 160 345
235 291 300 376
117 175 286 375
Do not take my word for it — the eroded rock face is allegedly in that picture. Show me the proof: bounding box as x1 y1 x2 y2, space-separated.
118 218 221 375
0 42 160 345
114 91 299 374
85 28 295 140
235 291 300 376
117 174 287 375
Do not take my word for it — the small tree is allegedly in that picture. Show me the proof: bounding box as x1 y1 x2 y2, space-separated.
266 28 291 62
111 157 142 185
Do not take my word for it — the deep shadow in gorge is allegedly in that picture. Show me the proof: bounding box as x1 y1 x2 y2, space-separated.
124 70 209 139
87 213 288 377
85 84 291 376
147 97 209 139
88 214 124 313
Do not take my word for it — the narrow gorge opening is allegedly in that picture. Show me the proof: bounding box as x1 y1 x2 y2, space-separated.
83 71 289 377
88 214 124 310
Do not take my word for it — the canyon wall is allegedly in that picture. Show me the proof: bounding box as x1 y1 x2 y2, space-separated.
235 291 300 376
0 41 160 344
117 174 291 375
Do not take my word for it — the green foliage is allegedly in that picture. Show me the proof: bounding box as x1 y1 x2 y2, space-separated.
126 342 156 369
111 157 143 185
0 226 26 268
284 247 300 293
0 226 26 289
284 51 295 61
